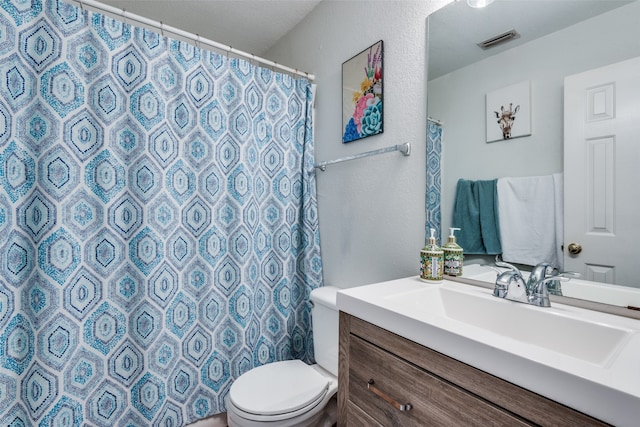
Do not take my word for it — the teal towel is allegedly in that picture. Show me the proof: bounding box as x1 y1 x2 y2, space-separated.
452 179 502 254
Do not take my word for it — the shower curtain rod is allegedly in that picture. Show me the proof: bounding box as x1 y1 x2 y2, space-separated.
67 0 316 81
428 117 443 125
314 142 411 171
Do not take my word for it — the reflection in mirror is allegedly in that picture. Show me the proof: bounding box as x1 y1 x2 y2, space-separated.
427 0 640 307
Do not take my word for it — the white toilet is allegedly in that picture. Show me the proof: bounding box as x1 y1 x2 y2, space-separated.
226 286 340 427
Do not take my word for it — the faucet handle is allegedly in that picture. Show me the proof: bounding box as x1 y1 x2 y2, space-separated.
494 255 523 277
488 266 504 276
527 262 558 292
532 262 558 277
530 272 578 306
529 271 581 304
544 271 580 296
495 270 529 303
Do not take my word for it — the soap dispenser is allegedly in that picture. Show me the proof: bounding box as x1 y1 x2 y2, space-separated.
443 227 464 276
420 228 444 283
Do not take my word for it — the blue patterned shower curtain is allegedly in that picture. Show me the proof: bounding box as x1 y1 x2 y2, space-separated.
426 120 442 242
0 0 322 424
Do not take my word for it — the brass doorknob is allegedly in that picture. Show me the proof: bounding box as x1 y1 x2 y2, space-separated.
567 243 582 255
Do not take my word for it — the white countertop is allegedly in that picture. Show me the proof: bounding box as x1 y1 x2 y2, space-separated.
337 276 640 426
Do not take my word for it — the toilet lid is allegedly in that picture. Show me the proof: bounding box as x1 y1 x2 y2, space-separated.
229 360 330 416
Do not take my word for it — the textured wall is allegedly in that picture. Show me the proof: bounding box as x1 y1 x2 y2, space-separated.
267 1 451 288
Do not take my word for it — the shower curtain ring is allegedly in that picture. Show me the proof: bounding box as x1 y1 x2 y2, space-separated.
160 21 164 37
78 0 84 10
195 34 200 49
227 46 232 58
121 8 126 24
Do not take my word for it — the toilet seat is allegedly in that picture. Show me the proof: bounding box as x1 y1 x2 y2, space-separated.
228 360 331 419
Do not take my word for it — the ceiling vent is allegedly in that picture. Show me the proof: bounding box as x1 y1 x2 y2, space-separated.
477 29 520 50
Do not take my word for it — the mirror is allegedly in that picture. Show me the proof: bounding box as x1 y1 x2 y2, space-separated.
427 0 640 306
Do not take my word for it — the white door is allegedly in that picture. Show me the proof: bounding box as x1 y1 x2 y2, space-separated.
564 56 640 286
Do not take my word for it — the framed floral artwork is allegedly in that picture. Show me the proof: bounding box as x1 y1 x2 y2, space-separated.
342 40 383 143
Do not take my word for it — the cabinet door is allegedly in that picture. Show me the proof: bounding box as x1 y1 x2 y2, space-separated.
349 335 530 427
346 401 384 427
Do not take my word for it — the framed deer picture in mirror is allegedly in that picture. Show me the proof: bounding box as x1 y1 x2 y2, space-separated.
486 80 531 142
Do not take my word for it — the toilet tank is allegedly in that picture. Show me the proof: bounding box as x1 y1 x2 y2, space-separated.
309 286 340 377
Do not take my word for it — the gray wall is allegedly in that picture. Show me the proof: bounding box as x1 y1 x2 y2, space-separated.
267 1 450 288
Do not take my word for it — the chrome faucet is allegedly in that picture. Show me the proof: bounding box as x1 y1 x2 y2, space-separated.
493 260 529 304
492 258 579 307
527 262 557 306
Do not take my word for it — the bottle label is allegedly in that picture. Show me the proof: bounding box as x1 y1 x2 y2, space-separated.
444 253 464 276
420 252 443 281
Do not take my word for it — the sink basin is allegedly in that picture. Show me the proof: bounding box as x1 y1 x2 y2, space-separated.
383 282 632 366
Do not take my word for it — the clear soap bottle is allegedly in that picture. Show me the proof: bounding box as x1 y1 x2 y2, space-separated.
443 227 464 276
420 228 444 283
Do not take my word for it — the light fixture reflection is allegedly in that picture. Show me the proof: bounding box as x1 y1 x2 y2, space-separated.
467 0 495 8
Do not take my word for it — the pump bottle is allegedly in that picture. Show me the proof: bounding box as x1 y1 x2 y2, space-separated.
420 228 444 282
443 227 464 276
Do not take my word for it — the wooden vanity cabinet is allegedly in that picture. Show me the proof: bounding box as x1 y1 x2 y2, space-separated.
338 312 609 427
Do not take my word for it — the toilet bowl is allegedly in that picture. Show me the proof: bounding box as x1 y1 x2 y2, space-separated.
226 286 340 427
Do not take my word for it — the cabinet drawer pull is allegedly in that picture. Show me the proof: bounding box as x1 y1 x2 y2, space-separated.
367 379 413 412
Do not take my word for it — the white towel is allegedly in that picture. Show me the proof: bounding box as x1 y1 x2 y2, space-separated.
497 173 564 270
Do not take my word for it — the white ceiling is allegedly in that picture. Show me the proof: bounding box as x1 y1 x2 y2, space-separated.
96 0 322 56
92 0 633 78
428 0 633 80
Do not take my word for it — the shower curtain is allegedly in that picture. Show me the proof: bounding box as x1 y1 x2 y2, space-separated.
0 0 322 424
426 120 442 241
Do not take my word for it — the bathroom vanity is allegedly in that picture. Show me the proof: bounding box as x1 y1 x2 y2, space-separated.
336 277 640 426
339 313 604 426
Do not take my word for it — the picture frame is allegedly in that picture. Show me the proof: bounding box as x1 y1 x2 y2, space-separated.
342 40 383 143
486 80 531 142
